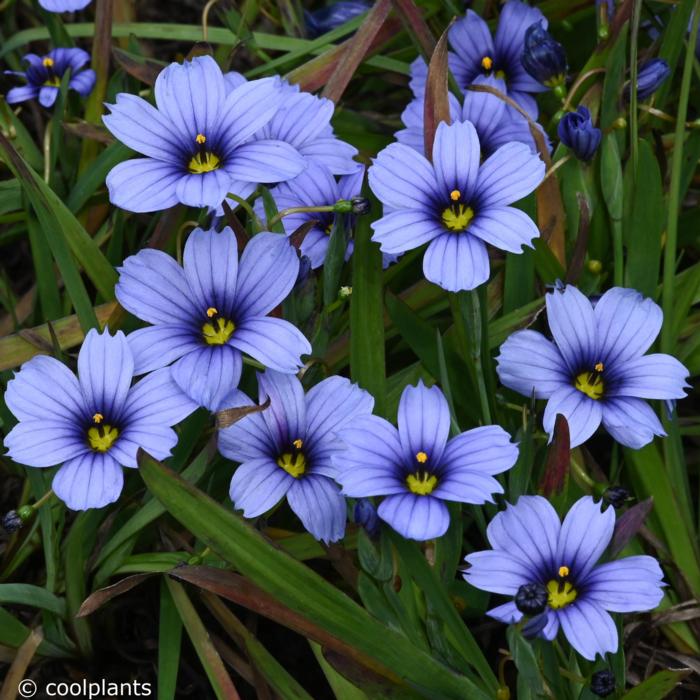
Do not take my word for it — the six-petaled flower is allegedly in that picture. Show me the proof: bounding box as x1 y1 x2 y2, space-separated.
334 381 519 540
219 370 374 543
3 329 197 510
496 285 690 448
116 227 311 411
464 495 665 660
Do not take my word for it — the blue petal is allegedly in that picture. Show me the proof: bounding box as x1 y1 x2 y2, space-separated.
5 355 86 423
463 550 533 595
229 457 293 517
432 121 480 201
52 453 124 511
175 170 232 209
217 77 281 150
487 601 522 624
423 231 490 292
103 94 182 161
127 325 201 375
335 416 406 497
545 284 596 371
378 493 450 541
431 471 503 504
473 142 545 209
109 424 179 468
408 56 428 97
371 210 443 255
448 10 494 86
226 140 306 184
68 70 96 97
601 397 665 449
234 232 300 318
39 86 59 108
183 227 239 318
397 381 450 466
556 496 614 579
368 142 439 210
558 600 618 660
154 56 226 142
441 425 519 476
117 248 196 326
261 90 334 148
461 75 507 145
594 287 662 367
122 366 198 427
469 206 539 253
297 136 358 175
4 419 87 468
171 344 243 411
78 328 134 419
287 475 347 543
543 385 603 448
583 556 665 612
106 158 181 213
230 317 310 373
257 370 306 451
218 392 276 463
5 85 39 104
496 329 570 399
494 0 547 75
486 495 560 574
305 376 374 458
39 0 92 10
609 354 690 400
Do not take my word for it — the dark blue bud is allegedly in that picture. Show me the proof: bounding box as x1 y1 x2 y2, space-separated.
590 670 616 697
522 22 567 90
354 498 380 539
304 1 372 38
557 106 602 162
603 486 630 509
635 59 670 100
515 583 548 615
522 611 549 639
295 255 312 287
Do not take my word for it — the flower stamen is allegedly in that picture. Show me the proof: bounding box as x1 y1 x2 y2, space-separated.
92 413 104 424
189 134 220 174
415 451 428 463
574 363 605 400
206 307 218 318
406 470 438 495
481 56 493 71
450 189 461 201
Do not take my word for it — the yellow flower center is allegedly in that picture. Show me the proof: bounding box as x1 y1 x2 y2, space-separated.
495 69 506 80
43 57 54 68
574 362 605 400
188 134 220 174
202 316 235 345
481 56 493 71
277 449 307 478
442 203 474 232
87 424 119 453
406 471 438 495
546 578 577 609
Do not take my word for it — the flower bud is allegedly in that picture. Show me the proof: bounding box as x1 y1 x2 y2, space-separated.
350 196 370 215
354 498 380 539
557 106 602 162
305 1 371 38
522 22 567 91
603 486 630 509
515 582 548 615
587 259 603 274
590 670 616 697
625 59 670 101
1 510 23 534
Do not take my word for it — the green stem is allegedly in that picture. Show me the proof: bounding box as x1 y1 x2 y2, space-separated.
612 219 624 286
226 192 263 231
661 2 700 354
629 0 642 173
267 204 338 229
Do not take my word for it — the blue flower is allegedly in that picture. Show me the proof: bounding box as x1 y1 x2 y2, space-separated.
4 48 95 108
259 162 396 269
396 75 542 157
219 370 374 543
103 56 306 212
410 1 548 118
557 106 601 161
368 120 544 292
521 21 567 91
464 495 665 660
3 329 197 511
38 0 92 11
496 285 690 448
305 1 371 37
334 381 519 541
631 58 671 100
116 227 311 412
